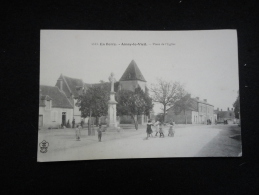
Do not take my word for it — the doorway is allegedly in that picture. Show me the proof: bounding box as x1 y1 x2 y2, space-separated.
62 112 66 126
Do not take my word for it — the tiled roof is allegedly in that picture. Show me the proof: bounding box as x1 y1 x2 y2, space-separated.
63 75 84 98
40 85 73 108
119 60 146 82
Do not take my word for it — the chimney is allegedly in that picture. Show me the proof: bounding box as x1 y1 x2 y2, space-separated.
221 109 222 111
57 78 63 91
196 97 199 100
204 99 207 102
228 107 229 111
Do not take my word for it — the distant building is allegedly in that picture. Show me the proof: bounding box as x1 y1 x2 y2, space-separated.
165 97 215 124
214 108 235 122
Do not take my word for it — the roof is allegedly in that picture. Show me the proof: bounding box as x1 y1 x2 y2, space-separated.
191 98 213 106
56 74 84 98
39 85 73 109
119 60 146 82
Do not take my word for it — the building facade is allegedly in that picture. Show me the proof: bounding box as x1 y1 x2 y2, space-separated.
214 108 235 122
39 85 74 129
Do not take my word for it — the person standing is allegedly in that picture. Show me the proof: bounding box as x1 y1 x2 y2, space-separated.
72 118 75 128
154 120 159 136
159 122 165 138
168 122 174 137
75 124 81 141
146 120 153 140
97 124 103 142
80 119 84 129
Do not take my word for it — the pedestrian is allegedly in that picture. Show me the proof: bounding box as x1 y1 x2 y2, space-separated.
168 122 175 137
72 118 75 128
154 120 159 136
97 124 103 142
159 122 165 138
146 120 154 140
81 119 84 129
75 124 81 141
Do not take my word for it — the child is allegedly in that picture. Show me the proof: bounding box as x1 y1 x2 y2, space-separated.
168 122 175 137
154 120 159 136
159 122 165 138
97 124 103 142
75 124 81 141
146 120 154 140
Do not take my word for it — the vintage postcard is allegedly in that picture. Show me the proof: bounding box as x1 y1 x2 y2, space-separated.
38 30 241 162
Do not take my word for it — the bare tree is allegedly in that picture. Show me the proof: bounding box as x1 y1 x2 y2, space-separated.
150 78 185 122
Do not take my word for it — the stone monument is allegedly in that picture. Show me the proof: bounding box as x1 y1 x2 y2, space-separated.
106 73 118 131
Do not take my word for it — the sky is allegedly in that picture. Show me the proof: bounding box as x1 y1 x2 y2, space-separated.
40 30 239 114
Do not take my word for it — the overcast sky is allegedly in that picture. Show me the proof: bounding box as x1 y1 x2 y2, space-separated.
40 30 239 114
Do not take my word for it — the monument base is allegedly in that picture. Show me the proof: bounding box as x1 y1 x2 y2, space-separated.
105 124 122 132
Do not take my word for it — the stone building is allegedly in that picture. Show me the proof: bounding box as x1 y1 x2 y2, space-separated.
39 85 74 129
214 108 235 122
165 97 215 124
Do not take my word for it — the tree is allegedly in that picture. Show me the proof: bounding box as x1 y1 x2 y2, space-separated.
76 85 109 135
233 90 240 119
174 93 192 124
116 87 153 130
150 78 185 122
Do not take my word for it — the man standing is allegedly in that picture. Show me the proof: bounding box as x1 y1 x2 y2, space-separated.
97 124 103 142
72 118 75 128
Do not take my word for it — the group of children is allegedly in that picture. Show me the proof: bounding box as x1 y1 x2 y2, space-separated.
75 124 103 142
146 120 175 140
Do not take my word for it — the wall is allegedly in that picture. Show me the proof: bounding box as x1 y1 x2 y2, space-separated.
165 109 193 124
197 103 214 124
72 98 82 123
39 106 73 129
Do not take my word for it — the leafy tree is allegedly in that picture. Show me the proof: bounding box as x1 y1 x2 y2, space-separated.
76 85 109 135
174 93 192 124
116 87 153 130
150 78 185 122
233 90 240 119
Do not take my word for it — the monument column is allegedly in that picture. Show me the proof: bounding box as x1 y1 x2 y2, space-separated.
107 73 118 131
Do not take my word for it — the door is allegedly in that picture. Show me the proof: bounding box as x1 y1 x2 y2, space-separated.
62 112 66 126
39 115 43 127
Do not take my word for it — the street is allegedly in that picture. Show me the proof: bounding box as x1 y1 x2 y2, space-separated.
37 124 242 162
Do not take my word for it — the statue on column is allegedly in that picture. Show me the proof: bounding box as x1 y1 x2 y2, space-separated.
109 72 116 92
107 73 118 131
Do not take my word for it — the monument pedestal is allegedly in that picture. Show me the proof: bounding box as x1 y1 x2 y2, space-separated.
106 91 118 132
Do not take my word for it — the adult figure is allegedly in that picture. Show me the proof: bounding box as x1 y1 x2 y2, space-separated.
72 118 75 128
81 119 84 129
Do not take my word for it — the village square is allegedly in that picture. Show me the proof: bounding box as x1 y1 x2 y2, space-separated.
38 59 241 161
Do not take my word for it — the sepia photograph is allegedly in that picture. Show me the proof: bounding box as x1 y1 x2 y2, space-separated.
38 30 241 162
